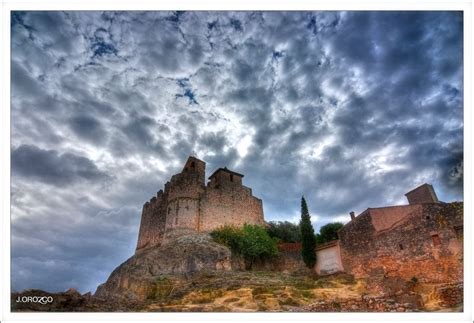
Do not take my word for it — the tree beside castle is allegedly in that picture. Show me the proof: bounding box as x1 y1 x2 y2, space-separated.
300 196 317 268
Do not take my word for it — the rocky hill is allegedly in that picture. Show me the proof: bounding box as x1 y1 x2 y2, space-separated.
95 233 234 301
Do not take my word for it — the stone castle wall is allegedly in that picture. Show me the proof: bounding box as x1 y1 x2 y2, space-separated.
338 202 463 283
136 190 167 250
199 181 265 231
136 157 265 253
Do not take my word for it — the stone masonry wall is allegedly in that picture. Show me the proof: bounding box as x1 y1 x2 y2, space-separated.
338 202 463 283
136 161 205 252
165 198 200 231
199 180 265 232
136 190 167 250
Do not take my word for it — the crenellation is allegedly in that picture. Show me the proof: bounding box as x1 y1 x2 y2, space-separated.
136 156 265 253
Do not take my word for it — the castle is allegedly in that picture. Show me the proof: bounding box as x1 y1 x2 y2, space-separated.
136 156 265 253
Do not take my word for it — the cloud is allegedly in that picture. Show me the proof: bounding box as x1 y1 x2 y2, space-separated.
10 11 463 293
11 145 110 187
69 115 108 144
11 205 140 293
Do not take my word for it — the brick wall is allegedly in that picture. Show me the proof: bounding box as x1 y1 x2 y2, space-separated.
248 243 308 273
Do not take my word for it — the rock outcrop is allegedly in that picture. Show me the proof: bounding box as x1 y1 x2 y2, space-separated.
12 288 89 312
95 233 232 301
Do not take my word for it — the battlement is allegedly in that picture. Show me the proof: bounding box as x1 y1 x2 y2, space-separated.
144 190 165 208
135 156 265 253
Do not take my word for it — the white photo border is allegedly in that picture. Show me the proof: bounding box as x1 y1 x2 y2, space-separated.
1 1 472 322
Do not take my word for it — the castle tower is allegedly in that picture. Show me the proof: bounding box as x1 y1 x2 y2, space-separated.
200 166 265 231
164 156 206 235
405 183 439 205
182 156 206 185
208 167 244 188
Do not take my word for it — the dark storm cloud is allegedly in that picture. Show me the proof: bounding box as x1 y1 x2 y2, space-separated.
11 204 140 292
69 115 107 144
11 11 463 293
12 145 110 186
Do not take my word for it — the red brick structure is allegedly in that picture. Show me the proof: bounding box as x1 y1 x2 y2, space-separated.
404 183 439 204
338 184 463 283
136 156 265 253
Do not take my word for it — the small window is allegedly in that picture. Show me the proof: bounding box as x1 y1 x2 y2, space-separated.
432 234 441 246
168 207 171 215
230 174 234 182
190 161 195 169
399 243 404 250
425 216 431 220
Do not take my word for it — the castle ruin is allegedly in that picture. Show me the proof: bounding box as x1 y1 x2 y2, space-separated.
136 156 265 253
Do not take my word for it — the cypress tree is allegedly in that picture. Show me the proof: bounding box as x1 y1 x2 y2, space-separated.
300 196 317 268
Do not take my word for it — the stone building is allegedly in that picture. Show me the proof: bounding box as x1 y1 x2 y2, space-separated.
269 183 463 281
136 156 265 253
335 184 463 283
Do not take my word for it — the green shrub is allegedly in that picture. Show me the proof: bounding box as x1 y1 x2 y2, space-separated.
241 224 279 268
210 224 278 269
209 225 244 254
316 222 344 244
266 221 301 242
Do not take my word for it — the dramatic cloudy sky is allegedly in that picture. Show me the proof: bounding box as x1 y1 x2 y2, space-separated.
11 11 463 293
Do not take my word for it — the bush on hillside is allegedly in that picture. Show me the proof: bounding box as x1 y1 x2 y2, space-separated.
266 221 301 243
210 224 279 269
316 222 344 244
